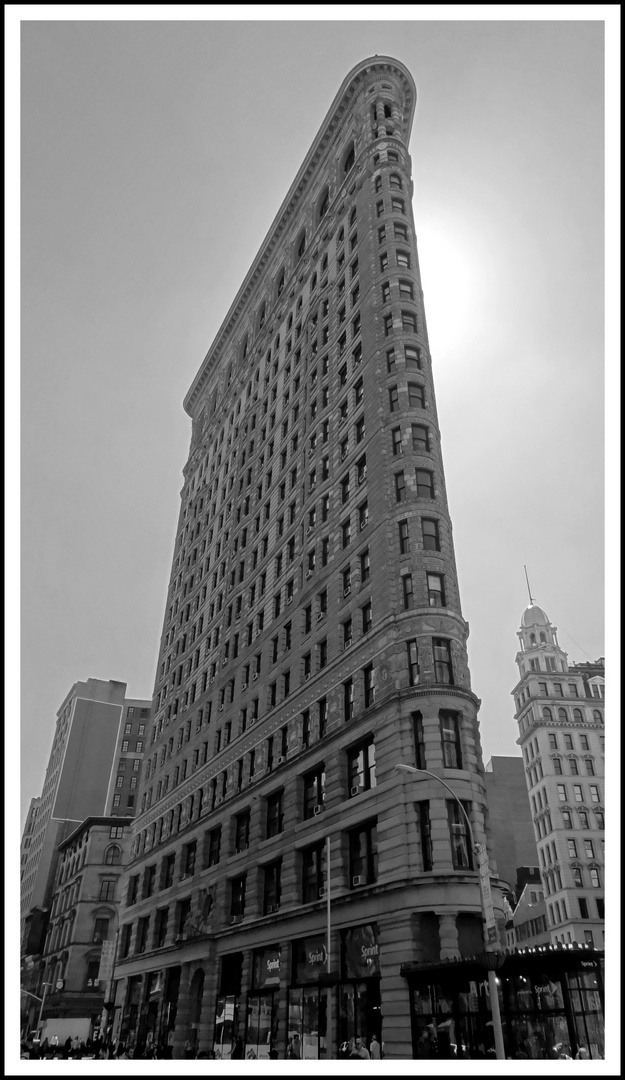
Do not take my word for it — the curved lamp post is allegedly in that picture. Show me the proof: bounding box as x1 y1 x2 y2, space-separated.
394 763 506 1060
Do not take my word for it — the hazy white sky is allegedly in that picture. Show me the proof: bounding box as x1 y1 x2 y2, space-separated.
15 11 611 828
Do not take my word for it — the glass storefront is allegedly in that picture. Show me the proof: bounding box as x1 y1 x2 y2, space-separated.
404 949 604 1060
213 952 243 1059
245 946 281 1058
287 935 329 1059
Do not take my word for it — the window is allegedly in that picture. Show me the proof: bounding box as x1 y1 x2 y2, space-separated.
406 639 420 686
397 249 411 270
92 917 110 944
363 664 375 707
394 222 408 241
408 383 425 409
440 712 462 769
399 279 414 300
391 197 405 214
412 423 429 451
394 471 406 503
349 821 378 886
381 281 391 304
557 784 567 801
386 347 396 373
302 842 325 904
433 638 453 684
392 426 403 456
567 839 578 858
402 574 414 609
421 518 438 549
412 712 426 770
448 801 473 869
104 845 121 865
362 601 372 634
398 519 409 554
207 827 221 868
562 809 572 828
136 917 150 954
572 867 584 887
303 765 326 818
342 520 351 548
234 810 250 854
388 385 399 411
360 548 370 582
230 875 246 918
263 861 282 913
348 739 376 795
415 470 434 498
589 785 600 803
266 791 284 837
100 879 116 902
318 696 327 739
318 638 328 669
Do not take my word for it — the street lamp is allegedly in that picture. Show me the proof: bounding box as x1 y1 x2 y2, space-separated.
394 763 506 1060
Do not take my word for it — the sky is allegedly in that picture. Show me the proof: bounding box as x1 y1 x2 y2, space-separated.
13 10 614 831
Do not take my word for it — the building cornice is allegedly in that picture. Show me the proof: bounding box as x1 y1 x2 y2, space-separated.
183 57 416 418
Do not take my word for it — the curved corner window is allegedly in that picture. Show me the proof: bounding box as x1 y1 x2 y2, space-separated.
343 143 355 175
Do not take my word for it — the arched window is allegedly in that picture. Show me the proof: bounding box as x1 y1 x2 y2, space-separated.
573 708 584 722
343 142 355 174
530 633 536 645
383 103 392 119
557 708 568 723
296 230 306 260
104 842 119 868
542 707 553 721
540 632 547 643
389 173 403 190
318 187 330 222
592 709 602 722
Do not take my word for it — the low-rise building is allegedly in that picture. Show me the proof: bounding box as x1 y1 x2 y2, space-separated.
37 816 134 1039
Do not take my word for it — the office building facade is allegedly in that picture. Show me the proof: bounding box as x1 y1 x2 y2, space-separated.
512 604 605 948
115 56 508 1060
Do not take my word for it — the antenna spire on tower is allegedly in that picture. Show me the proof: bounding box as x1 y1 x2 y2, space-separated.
524 565 535 605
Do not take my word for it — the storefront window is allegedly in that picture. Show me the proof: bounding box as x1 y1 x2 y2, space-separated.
245 993 275 1059
567 970 604 1059
287 986 328 1059
214 994 238 1059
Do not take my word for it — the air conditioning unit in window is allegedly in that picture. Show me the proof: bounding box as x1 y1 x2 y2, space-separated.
210 677 215 684
305 673 311 681
253 673 259 680
313 804 323 816
344 586 351 597
352 876 363 887
230 914 243 924
307 525 314 534
318 887 326 899
358 474 366 485
93 978 100 987
216 797 223 805
222 658 228 666
360 520 367 530
267 904 280 914
350 785 362 797
254 631 261 639
277 756 285 765
344 638 353 649
180 873 188 881
305 570 313 579
219 705 224 712
242 683 248 691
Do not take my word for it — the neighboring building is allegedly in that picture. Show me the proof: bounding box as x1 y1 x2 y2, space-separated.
114 56 508 1061
20 678 149 1037
505 879 549 949
21 797 41 881
512 604 605 948
31 817 134 1040
484 756 538 897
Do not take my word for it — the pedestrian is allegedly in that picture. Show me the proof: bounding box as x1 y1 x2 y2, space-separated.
369 1035 381 1059
231 1036 244 1059
575 1047 589 1059
350 1036 370 1059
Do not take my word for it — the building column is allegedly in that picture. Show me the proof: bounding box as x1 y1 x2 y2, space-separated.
437 912 460 959
377 911 419 1059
